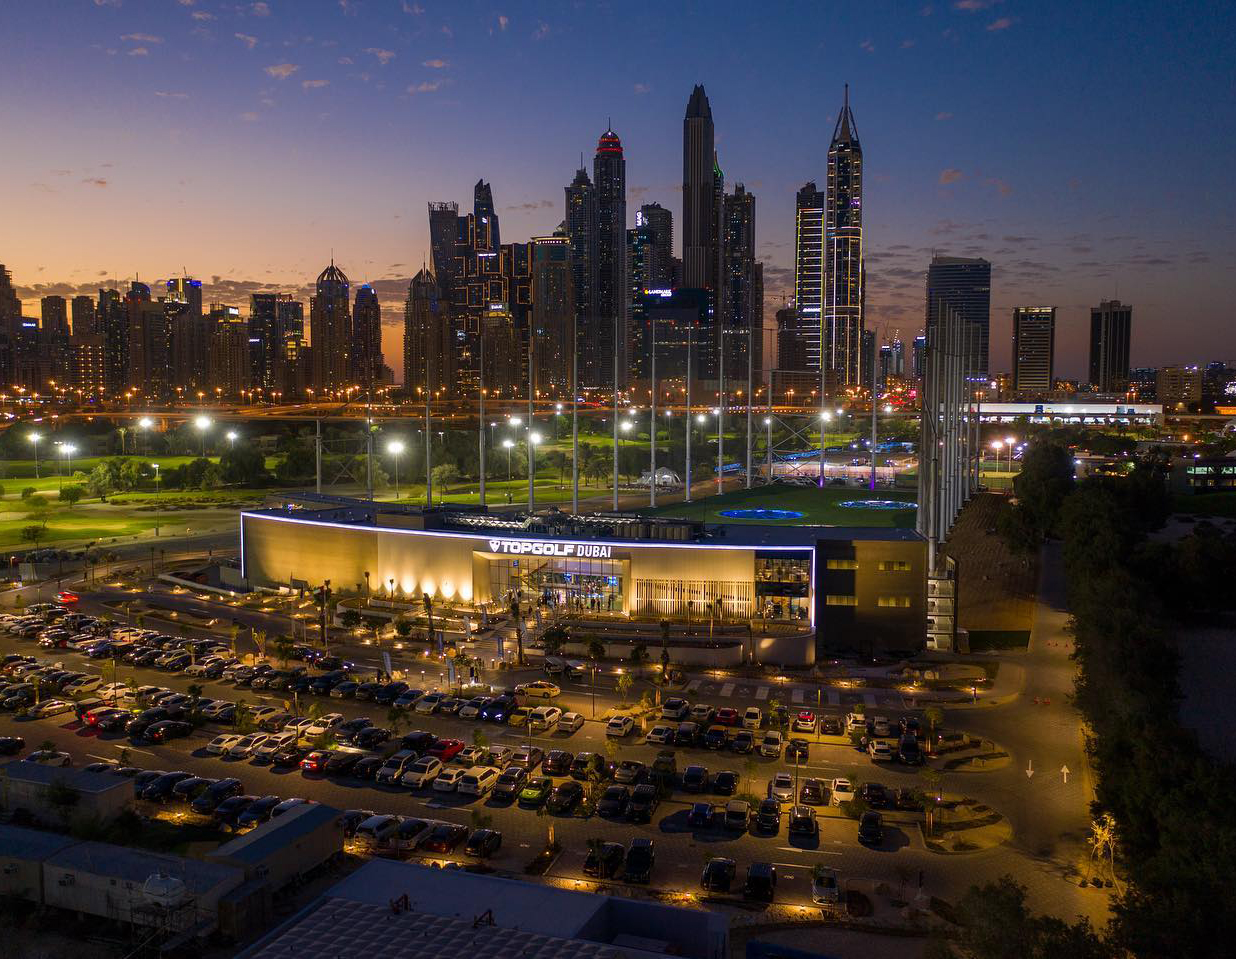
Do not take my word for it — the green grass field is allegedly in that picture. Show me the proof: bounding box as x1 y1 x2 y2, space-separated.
644 483 919 528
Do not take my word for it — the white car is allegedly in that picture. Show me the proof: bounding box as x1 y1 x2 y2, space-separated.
486 745 513 769
200 700 236 720
31 698 74 718
457 765 499 796
97 682 128 702
206 733 244 755
253 731 299 760
872 716 892 738
845 713 866 733
661 698 690 721
414 692 447 714
868 740 894 762
62 675 101 694
759 730 784 758
768 772 795 802
432 767 467 792
228 733 270 757
458 699 485 720
529 706 562 730
283 717 317 737
558 711 584 733
248 705 281 723
453 745 486 766
811 868 842 906
401 756 443 788
120 685 163 706
305 712 344 737
606 715 634 738
645 725 675 744
183 662 214 678
831 778 855 805
742 707 762 730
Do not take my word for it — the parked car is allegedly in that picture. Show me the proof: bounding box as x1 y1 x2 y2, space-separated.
583 841 625 879
605 715 634 738
793 710 817 733
788 804 819 838
558 711 585 733
546 779 584 813
760 731 784 758
491 766 527 800
510 744 543 770
432 767 467 792
596 785 630 818
570 752 606 781
744 862 777 902
542 749 574 775
627 783 660 823
401 756 443 789
145 720 192 744
688 802 716 828
723 799 750 831
421 822 468 853
529 706 562 730
785 739 810 763
731 730 755 753
374 750 418 786
228 733 270 758
213 795 260 828
458 766 500 796
236 795 283 829
811 867 842 905
518 776 553 807
190 778 244 813
623 838 655 883
858 810 884 845
140 771 195 802
800 778 827 805
868 740 894 762
700 857 736 892
644 725 674 745
464 828 503 858
831 778 855 804
682 765 710 792
515 680 560 699
613 759 646 785
768 772 795 802
713 770 739 796
661 698 689 721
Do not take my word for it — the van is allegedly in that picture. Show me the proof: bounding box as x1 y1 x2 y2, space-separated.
458 766 499 796
353 814 400 850
543 656 567 676
564 660 588 679
529 706 561 730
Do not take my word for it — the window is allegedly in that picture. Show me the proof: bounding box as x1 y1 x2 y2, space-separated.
877 595 912 608
826 594 857 606
826 559 859 570
877 560 911 572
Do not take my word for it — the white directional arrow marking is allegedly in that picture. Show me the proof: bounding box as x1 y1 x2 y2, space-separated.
1026 759 1035 779
1061 765 1070 784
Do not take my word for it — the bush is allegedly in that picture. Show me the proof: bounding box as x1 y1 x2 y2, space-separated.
20 486 36 500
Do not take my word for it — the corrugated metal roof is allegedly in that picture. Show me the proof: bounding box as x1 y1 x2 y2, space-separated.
45 841 241 894
1 760 131 795
209 802 340 865
0 824 80 861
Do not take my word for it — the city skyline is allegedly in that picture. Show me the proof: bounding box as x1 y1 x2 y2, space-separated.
3 1 1234 381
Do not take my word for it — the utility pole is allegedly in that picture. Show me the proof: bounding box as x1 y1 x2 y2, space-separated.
478 330 486 507
870 332 879 491
746 314 754 488
650 313 657 508
685 325 693 502
717 317 724 496
572 309 579 514
612 315 619 511
315 418 322 494
425 368 432 507
528 315 535 510
365 412 374 500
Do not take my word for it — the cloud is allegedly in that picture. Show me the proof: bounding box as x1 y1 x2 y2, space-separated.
127 47 149 56
985 177 1013 196
498 15 509 30
633 83 652 94
506 199 554 212
122 32 162 44
935 111 953 120
93 0 121 7
302 79 329 89
192 10 214 20
251 2 271 16
986 16 1014 31
82 177 109 187
407 80 442 94
364 47 396 65
423 58 448 68
177 0 195 5
155 91 189 99
235 33 258 50
402 2 424 13
953 0 1000 9
860 39 875 53
938 168 964 185
337 56 353 64
900 38 916 48
533 21 549 40
240 111 260 122
264 63 300 79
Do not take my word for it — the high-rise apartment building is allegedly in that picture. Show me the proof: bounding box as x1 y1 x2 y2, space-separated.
96 288 127 393
1088 299 1132 392
791 182 826 372
166 277 203 318
530 233 574 394
309 261 351 393
593 127 628 390
351 283 385 392
71 295 96 334
40 296 68 336
565 167 597 380
480 305 522 398
823 88 864 387
1012 306 1056 393
126 282 174 399
40 296 70 385
171 308 214 394
926 256 991 381
404 268 454 400
427 201 462 301
249 293 303 393
68 333 106 398
683 85 719 292
209 305 251 397
1156 364 1202 410
637 203 674 289
721 183 757 382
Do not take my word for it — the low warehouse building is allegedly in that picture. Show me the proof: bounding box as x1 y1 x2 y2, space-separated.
0 761 132 826
207 801 342 889
0 825 79 902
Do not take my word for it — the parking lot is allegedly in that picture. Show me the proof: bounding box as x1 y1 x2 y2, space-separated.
0 603 943 910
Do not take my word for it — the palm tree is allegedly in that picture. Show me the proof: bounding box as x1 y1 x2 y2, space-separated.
509 597 525 666
659 620 671 684
422 593 435 643
387 706 408 736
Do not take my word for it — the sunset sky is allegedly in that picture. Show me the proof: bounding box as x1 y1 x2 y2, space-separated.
4 0 1233 381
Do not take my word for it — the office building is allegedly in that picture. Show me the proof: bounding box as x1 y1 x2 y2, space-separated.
403 268 453 400
0 265 20 328
171 308 215 394
926 256 991 381
721 183 757 383
913 334 927 380
351 283 385 392
480 304 522 398
309 260 351 393
126 281 175 398
40 296 68 336
249 293 303 394
823 87 865 387
166 276 203 318
427 201 462 301
71 295 96 334
68 333 107 398
564 166 597 384
683 85 720 292
637 202 674 288
641 287 710 384
791 182 826 372
530 233 574 394
593 126 628 390
1011 306 1056 393
1089 299 1132 392
40 296 71 384
209 305 251 397
1157 365 1202 410
95 288 126 393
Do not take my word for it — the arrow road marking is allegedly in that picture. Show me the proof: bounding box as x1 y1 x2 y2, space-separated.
1026 759 1034 779
1061 764 1070 784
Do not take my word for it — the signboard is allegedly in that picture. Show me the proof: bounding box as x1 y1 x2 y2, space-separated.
485 537 613 559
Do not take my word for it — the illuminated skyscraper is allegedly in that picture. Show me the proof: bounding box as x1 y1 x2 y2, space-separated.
531 233 575 394
791 182 825 371
166 276 203 318
1089 299 1132 392
309 260 351 393
565 166 597 384
1012 306 1056 393
96 287 126 392
404 268 454 399
823 86 864 387
427 201 461 300
683 85 719 292
593 127 627 390
351 283 385 392
721 183 757 382
926 256 991 381
637 203 674 289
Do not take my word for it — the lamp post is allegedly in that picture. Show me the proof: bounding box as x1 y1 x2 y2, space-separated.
27 432 40 479
817 409 831 487
503 439 514 481
137 416 154 455
528 431 542 510
194 414 211 458
990 440 1003 475
58 443 76 493
152 464 160 536
1004 435 1016 473
764 416 773 482
387 440 405 500
225 430 238 450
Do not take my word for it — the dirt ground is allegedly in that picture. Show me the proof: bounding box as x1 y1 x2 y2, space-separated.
942 493 1037 634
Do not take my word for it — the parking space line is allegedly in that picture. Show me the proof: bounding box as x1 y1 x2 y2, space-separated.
719 683 734 697
791 689 804 704
827 690 841 706
755 686 769 701
775 849 843 857
685 680 701 693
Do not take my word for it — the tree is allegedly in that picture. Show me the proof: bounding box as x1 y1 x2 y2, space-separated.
1003 439 1075 548
20 486 36 500
423 594 435 642
586 638 605 662
272 633 295 667
275 442 316 482
220 444 267 485
615 672 633 705
509 596 525 666
541 623 569 656
20 525 44 550
628 643 648 677
26 494 48 510
339 609 362 630
431 462 461 490
393 616 413 639
59 485 83 508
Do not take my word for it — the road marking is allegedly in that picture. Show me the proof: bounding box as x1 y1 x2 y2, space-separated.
685 680 702 693
791 689 804 704
755 686 769 701
719 683 735 697
827 690 840 706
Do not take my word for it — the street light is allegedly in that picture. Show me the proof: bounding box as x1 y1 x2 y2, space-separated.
387 440 405 500
194 414 212 457
27 432 40 479
225 430 238 449
503 438 515 481
58 442 76 492
528 431 542 510
153 463 161 536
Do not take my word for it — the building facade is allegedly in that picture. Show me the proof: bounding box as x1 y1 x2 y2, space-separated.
403 268 454 400
721 183 757 383
1011 306 1056 393
351 283 384 392
683 85 720 292
530 233 574 394
926 256 991 382
309 261 351 394
1089 299 1132 392
823 88 865 388
791 182 826 372
593 128 627 390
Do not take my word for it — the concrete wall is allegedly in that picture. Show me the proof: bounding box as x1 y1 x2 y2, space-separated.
816 537 927 655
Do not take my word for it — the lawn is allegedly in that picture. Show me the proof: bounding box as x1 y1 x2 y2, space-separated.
644 482 919 528
1173 492 1236 518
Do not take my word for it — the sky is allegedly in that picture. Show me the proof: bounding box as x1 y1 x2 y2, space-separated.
3 0 1234 382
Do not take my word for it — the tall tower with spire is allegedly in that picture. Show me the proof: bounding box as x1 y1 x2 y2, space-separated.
309 259 351 393
823 84 864 387
683 85 718 292
565 165 597 385
593 126 627 389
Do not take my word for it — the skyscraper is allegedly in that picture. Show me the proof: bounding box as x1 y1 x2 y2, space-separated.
531 233 575 394
126 282 173 399
249 292 302 392
565 166 597 384
593 127 627 390
40 296 68 336
1089 299 1132 392
683 85 719 291
71 295 96 334
823 87 864 387
351 283 384 392
1012 306 1056 393
792 182 826 372
637 203 674 289
427 201 461 301
926 256 991 381
721 183 757 382
404 268 454 399
166 276 203 318
309 261 351 393
209 305 250 397
96 287 126 393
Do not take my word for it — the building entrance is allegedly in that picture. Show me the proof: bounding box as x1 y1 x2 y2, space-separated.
487 555 627 615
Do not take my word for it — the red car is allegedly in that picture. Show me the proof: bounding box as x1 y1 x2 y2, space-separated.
300 750 332 773
793 710 817 732
56 591 79 604
427 738 463 761
716 708 740 727
420 822 468 853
